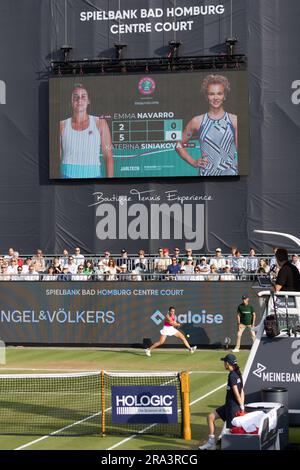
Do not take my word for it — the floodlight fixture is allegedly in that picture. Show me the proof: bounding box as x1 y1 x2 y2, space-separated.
225 37 238 56
168 41 182 59
114 43 127 60
61 44 73 62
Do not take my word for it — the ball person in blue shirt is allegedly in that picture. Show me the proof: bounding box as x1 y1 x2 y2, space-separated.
199 354 244 450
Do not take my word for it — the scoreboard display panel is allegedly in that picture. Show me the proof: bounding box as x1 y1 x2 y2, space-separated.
49 71 249 179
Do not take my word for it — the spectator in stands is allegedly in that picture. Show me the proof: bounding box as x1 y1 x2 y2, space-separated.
52 257 63 273
134 249 148 274
59 249 69 267
166 257 181 280
118 264 132 281
176 265 190 281
21 258 33 274
65 256 78 274
131 269 142 281
0 264 11 281
154 248 164 274
162 247 171 258
60 84 114 179
185 257 196 274
116 249 132 271
72 265 88 281
210 248 226 272
83 259 94 278
94 261 106 281
197 256 210 274
105 259 117 281
31 249 46 272
11 266 25 281
7 258 19 275
231 249 246 276
220 265 236 281
154 248 170 277
73 247 85 266
99 250 111 268
226 245 237 268
232 295 256 352
182 248 196 266
191 266 206 281
245 248 259 273
199 354 244 450
275 248 300 292
42 266 58 281
4 247 15 260
13 251 24 267
24 265 40 281
207 265 220 281
269 247 278 273
57 266 72 282
291 254 300 273
256 258 270 274
173 247 181 261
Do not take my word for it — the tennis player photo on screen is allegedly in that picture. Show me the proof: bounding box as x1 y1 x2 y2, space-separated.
176 74 238 176
59 84 114 179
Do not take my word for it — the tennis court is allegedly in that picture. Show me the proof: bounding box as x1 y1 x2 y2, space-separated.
0 348 299 451
0 347 245 450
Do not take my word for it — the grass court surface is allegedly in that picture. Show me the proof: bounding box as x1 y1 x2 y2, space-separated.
0 347 299 450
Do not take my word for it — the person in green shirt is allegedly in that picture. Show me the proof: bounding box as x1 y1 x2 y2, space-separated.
232 295 256 352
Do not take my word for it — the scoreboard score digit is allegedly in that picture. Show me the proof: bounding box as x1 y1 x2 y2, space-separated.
164 120 182 141
112 121 130 143
112 119 182 143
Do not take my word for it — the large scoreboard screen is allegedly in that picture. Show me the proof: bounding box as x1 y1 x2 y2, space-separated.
49 71 249 179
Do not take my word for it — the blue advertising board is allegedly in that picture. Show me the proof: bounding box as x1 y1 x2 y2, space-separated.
112 385 178 424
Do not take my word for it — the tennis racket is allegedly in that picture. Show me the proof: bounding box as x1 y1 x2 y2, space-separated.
177 322 192 338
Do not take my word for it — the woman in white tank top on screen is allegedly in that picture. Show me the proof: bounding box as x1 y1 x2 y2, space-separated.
176 74 238 176
60 85 114 178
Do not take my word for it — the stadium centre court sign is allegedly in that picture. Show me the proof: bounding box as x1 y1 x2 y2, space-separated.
112 386 178 424
79 5 226 35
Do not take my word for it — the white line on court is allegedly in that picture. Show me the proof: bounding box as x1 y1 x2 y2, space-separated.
107 382 226 450
186 371 226 374
14 409 105 450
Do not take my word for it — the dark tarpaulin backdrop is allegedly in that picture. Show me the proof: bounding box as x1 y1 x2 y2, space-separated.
0 0 300 254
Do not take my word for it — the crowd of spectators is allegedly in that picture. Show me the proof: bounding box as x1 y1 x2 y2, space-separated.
1 246 299 282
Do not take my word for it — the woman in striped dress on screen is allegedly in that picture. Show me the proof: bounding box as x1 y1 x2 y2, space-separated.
176 74 238 176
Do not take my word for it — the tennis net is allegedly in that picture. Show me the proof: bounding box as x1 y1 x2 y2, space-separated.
0 370 190 438
102 371 187 438
0 372 101 436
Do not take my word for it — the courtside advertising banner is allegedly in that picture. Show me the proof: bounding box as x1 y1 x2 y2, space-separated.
244 336 300 422
112 386 178 424
0 281 261 345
